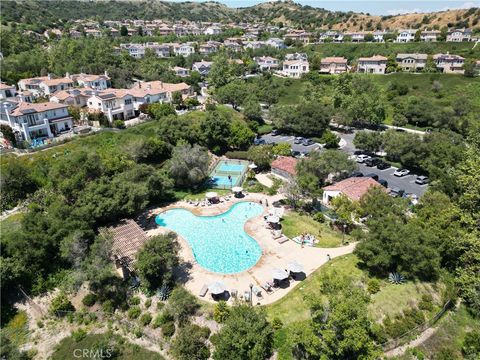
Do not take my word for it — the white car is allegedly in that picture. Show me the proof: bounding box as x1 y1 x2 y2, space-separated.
393 169 410 177
356 154 371 163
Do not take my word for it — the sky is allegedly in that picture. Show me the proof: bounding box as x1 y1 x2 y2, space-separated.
169 0 480 15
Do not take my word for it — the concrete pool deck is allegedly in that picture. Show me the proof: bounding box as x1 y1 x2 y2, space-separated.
145 193 356 306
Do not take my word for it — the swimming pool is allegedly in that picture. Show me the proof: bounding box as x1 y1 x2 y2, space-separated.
155 202 264 274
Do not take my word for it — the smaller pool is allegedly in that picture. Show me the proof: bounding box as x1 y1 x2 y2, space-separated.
155 202 264 274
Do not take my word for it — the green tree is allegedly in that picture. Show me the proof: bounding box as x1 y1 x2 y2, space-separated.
247 145 274 170
213 301 230 323
171 324 210 360
0 161 38 210
136 233 180 290
212 305 273 360
169 143 210 187
168 287 200 324
148 103 176 119
463 59 476 78
242 95 262 121
208 53 236 88
215 80 249 110
353 131 383 153
228 120 255 150
120 25 128 36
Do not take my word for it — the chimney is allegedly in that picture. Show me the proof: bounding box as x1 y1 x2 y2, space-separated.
104 70 109 77
65 72 70 79
47 73 52 80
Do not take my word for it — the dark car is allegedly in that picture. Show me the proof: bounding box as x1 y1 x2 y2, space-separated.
365 158 381 167
377 179 388 188
390 187 405 197
302 138 314 146
291 150 301 157
365 173 379 181
253 138 266 145
415 175 429 185
376 161 391 170
351 171 364 177
271 129 281 136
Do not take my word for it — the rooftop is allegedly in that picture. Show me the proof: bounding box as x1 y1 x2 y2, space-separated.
271 156 298 176
107 219 149 268
323 177 385 202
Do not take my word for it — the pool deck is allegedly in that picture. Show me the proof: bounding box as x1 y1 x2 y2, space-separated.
145 192 356 306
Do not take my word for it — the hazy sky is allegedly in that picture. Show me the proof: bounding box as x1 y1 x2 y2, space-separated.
170 0 480 15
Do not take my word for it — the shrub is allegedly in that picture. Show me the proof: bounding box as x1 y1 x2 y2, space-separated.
82 293 97 307
367 279 381 294
144 299 152 309
72 328 87 342
156 302 165 311
102 300 114 313
272 317 283 330
49 293 75 317
214 301 230 323
224 151 249 160
129 297 141 306
134 328 143 338
113 120 125 129
128 306 141 319
161 321 175 337
152 311 174 329
313 212 325 223
139 313 152 326
169 287 199 323
418 294 434 311
36 320 44 328
463 330 480 358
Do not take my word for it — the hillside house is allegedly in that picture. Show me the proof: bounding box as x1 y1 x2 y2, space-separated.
433 53 465 74
395 53 428 72
320 57 349 74
322 177 385 205
357 55 387 74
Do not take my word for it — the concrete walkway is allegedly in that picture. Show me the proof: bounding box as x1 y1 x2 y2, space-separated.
146 193 356 305
255 173 274 187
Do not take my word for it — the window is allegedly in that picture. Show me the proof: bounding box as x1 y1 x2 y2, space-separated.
124 98 132 105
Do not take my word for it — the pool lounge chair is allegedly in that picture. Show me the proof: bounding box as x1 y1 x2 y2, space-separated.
261 282 273 294
244 291 251 302
231 289 238 298
199 284 208 297
252 286 263 299
277 236 289 244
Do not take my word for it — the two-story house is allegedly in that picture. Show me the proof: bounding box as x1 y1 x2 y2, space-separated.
0 83 16 100
265 38 286 49
50 88 94 107
446 28 472 42
320 57 349 74
282 60 309 78
395 53 428 72
0 101 73 141
72 72 111 90
346 32 365 42
395 29 416 43
86 89 135 122
420 29 440 42
192 61 213 76
433 53 465 73
18 75 74 97
173 66 191 77
199 42 219 55
174 43 196 57
254 56 280 71
357 55 387 74
373 30 387 42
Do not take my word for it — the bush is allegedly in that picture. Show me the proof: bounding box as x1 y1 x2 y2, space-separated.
169 287 199 323
144 299 152 309
128 306 141 319
139 313 152 326
161 321 176 337
113 120 125 129
214 301 230 323
152 311 174 329
418 294 434 311
463 330 480 358
72 328 87 342
49 293 75 317
134 328 143 338
320 130 340 149
272 317 283 330
129 297 141 306
156 302 165 311
224 151 249 160
102 300 115 313
313 212 325 223
367 279 381 294
82 293 97 307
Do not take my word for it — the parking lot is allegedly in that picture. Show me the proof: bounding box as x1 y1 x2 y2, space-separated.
258 134 321 154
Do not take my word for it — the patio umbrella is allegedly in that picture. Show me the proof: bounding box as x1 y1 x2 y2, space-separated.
287 260 304 273
248 163 257 169
232 186 243 193
209 281 226 295
266 215 280 223
272 268 289 281
205 192 218 199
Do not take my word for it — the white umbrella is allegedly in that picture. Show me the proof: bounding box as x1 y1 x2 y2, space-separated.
232 186 243 193
272 268 289 281
266 215 280 223
248 163 257 169
287 260 304 273
205 192 218 199
209 281 226 295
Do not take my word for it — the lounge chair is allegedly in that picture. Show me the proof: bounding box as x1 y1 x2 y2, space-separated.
231 289 238 298
261 282 273 294
199 284 208 297
252 286 263 299
272 230 282 239
244 291 251 302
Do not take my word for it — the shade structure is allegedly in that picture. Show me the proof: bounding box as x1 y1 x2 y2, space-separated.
248 163 258 169
232 186 243 193
209 281 226 295
266 215 280 223
205 192 218 199
272 268 289 281
287 260 304 273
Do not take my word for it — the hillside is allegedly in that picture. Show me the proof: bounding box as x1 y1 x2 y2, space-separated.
1 0 479 32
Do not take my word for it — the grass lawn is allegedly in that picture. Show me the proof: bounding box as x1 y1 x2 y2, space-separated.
51 333 164 360
173 188 230 201
275 78 309 105
2 310 29 347
0 212 24 237
281 212 348 248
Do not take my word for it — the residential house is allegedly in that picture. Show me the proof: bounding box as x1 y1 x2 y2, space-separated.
420 29 440 42
320 57 349 74
174 43 196 57
109 28 120 37
18 75 74 97
157 25 174 36
254 56 280 71
243 41 266 50
147 43 171 58
0 83 16 100
173 66 190 77
319 30 343 43
85 29 102 37
284 31 312 44
120 43 145 58
322 177 385 205
446 28 472 42
204 26 222 35
357 55 387 74
373 30 387 42
0 101 73 141
433 53 465 74
346 31 365 42
199 42 219 55
395 29 416 43
282 59 310 78
192 61 213 76
223 41 242 52
395 53 428 72
72 72 111 90
69 30 82 39
50 88 94 107
86 89 135 122
271 156 298 181
265 38 286 48
285 52 308 61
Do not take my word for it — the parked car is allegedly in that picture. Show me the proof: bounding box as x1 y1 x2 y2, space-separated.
415 176 429 185
271 129 280 136
404 193 419 205
294 137 304 144
291 150 301 157
393 169 410 177
365 173 379 181
389 187 405 197
376 161 391 170
254 138 266 145
377 179 388 187
351 171 363 177
302 138 314 146
365 158 381 167
356 154 371 163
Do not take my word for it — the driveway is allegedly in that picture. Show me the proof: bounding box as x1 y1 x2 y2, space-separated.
258 133 321 154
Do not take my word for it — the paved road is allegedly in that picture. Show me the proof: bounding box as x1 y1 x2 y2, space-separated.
338 131 428 197
258 134 321 154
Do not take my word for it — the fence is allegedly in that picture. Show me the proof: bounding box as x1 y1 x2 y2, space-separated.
381 300 453 352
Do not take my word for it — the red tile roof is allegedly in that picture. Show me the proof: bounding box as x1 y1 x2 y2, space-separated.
323 177 385 201
271 156 298 176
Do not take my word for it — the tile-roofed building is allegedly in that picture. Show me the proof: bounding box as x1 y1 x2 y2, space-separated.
320 57 349 74
18 75 74 97
271 156 298 180
446 28 472 42
282 59 310 78
71 72 111 90
254 56 280 71
192 61 213 76
395 53 428 72
0 83 16 100
433 53 465 74
357 55 388 74
395 29 416 43
322 177 385 204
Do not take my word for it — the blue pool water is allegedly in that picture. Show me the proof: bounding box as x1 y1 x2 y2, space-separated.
218 163 245 173
155 202 264 274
